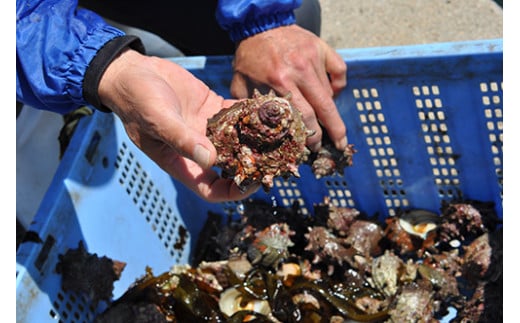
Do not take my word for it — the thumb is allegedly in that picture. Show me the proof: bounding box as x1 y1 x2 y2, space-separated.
163 121 217 169
191 140 216 170
186 134 217 170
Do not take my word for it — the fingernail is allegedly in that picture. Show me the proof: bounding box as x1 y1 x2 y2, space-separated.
309 141 322 152
242 183 262 195
336 136 348 150
193 144 211 169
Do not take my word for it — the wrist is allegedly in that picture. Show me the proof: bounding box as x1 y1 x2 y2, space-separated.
98 48 145 113
83 35 145 112
228 11 296 43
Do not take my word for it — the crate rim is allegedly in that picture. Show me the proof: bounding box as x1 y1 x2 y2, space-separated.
167 38 503 70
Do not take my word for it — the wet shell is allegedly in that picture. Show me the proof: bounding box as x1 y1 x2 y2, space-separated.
247 222 295 268
219 287 271 317
310 142 357 179
207 89 312 192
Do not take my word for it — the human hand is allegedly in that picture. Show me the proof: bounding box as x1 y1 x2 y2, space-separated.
231 24 348 152
97 48 259 202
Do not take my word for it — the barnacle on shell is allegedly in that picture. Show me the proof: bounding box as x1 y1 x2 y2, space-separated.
207 89 313 192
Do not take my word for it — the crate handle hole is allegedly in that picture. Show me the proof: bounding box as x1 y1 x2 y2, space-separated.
35 235 56 272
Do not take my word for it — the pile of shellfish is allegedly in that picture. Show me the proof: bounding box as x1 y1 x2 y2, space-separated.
95 197 502 322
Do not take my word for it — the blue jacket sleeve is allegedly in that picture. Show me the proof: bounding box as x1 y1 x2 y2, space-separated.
16 0 127 114
216 0 302 43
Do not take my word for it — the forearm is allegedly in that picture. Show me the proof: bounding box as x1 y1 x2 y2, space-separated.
15 0 135 114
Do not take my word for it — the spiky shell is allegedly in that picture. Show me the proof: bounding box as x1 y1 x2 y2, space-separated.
207 89 312 192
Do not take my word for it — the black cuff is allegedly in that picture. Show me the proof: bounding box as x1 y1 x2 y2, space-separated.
83 35 146 112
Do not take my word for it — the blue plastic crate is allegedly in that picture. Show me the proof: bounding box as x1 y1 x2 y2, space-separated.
16 39 503 322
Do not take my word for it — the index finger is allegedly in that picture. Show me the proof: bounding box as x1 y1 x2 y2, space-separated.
285 86 323 152
297 77 348 151
324 45 348 95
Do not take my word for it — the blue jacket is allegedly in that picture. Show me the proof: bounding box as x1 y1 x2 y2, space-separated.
16 0 302 114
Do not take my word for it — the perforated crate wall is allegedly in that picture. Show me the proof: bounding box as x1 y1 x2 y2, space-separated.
16 113 192 322
183 39 503 227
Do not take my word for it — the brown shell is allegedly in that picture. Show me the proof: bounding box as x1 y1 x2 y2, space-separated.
207 89 312 192
207 89 357 192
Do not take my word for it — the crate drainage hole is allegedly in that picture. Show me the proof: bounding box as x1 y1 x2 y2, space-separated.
274 179 309 215
352 86 408 215
49 290 96 322
115 140 187 260
414 84 461 200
